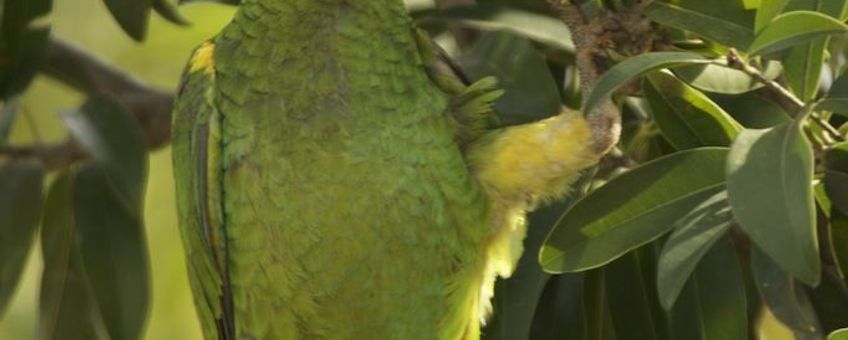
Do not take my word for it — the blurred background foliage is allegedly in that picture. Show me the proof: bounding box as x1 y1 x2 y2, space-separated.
0 1 236 338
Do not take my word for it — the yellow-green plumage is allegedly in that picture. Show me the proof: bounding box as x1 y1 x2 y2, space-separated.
172 0 602 339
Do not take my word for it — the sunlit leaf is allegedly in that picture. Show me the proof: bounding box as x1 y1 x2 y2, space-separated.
726 121 820 285
583 52 711 115
644 72 742 150
656 191 733 310
748 11 848 56
61 94 148 210
541 148 728 273
73 164 150 340
673 61 782 95
39 172 102 340
783 38 827 101
755 0 790 32
0 161 43 317
668 235 747 340
831 328 848 340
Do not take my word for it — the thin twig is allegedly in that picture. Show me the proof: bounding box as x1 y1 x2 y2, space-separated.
1 38 175 171
726 49 844 142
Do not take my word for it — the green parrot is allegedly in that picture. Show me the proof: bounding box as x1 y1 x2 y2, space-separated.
172 0 603 339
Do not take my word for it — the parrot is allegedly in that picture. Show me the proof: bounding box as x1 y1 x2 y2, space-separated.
171 0 605 339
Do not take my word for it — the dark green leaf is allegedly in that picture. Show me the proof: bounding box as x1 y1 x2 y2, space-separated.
177 0 239 5
152 0 189 26
668 235 747 340
711 92 791 128
73 164 150 340
102 0 153 41
834 210 848 286
825 142 848 216
61 94 148 210
751 247 822 335
818 70 848 117
39 172 102 340
748 11 848 56
673 61 782 95
460 31 561 126
605 248 669 340
413 5 574 52
583 52 711 116
541 148 728 273
645 1 755 49
582 269 614 340
806 270 848 333
726 121 820 285
0 0 52 98
656 191 733 310
0 160 43 317
644 72 742 150
527 274 586 340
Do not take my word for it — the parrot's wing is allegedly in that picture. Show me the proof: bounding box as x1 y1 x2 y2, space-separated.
172 41 235 340
413 28 503 147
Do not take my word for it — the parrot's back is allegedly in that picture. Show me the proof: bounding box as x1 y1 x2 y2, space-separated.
173 1 495 339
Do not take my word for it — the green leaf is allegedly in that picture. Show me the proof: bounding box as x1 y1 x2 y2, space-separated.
413 5 574 52
673 61 782 95
751 247 822 335
540 148 729 273
831 328 848 340
711 92 791 128
39 172 102 340
527 274 587 339
583 52 711 115
73 164 150 340
102 0 153 41
756 0 791 32
820 72 848 117
178 0 239 5
605 248 669 340
0 161 43 317
833 210 848 287
825 142 848 216
656 191 733 310
460 31 561 126
0 0 52 98
61 94 148 210
152 0 189 26
668 235 747 340
726 121 820 285
645 1 755 49
783 38 827 101
644 72 743 150
748 11 848 56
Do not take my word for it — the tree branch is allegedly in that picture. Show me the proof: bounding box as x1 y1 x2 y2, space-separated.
1 38 175 171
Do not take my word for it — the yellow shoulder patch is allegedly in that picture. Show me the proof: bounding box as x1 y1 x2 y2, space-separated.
190 41 216 74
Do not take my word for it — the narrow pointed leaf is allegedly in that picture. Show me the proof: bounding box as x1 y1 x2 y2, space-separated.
644 72 742 150
583 52 710 115
0 0 52 98
727 121 820 285
755 0 790 32
668 235 747 340
39 172 102 340
73 164 150 340
818 71 848 117
605 249 669 340
0 161 43 317
152 0 189 26
748 11 848 56
541 148 728 273
645 1 755 49
0 99 20 144
656 191 733 310
783 38 827 101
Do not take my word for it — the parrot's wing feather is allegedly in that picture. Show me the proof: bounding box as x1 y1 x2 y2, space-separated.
413 28 504 146
172 41 235 340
